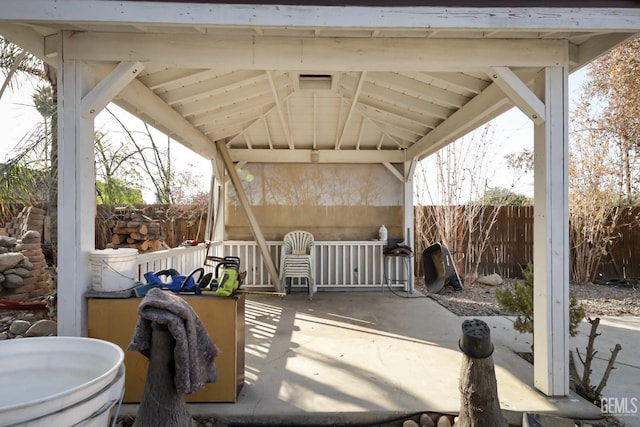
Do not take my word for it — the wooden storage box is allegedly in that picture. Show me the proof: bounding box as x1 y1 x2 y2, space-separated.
87 293 244 403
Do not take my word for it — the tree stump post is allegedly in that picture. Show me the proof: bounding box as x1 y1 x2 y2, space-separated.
133 322 192 427
455 319 508 427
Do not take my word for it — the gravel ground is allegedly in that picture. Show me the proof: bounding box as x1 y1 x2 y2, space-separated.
418 277 640 318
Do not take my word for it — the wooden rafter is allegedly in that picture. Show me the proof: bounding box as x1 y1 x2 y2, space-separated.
336 71 366 149
267 70 294 149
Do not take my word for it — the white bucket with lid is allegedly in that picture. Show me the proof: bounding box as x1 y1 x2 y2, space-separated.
89 248 138 292
0 336 125 427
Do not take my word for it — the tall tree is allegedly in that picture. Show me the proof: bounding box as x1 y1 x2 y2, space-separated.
0 37 45 99
581 35 640 203
414 124 529 278
562 36 640 283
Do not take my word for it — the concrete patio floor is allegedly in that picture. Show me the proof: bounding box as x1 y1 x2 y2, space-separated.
120 291 605 426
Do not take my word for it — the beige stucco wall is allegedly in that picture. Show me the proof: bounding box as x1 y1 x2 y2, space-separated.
225 163 403 241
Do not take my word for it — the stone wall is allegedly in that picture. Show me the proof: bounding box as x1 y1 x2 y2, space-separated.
0 231 53 301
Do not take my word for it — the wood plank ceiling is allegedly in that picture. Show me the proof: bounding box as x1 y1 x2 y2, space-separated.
1 6 637 165
106 25 614 163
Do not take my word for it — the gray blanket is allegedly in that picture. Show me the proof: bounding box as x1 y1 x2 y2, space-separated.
128 287 218 394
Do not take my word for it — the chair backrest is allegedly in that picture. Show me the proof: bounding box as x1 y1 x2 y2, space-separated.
282 230 314 256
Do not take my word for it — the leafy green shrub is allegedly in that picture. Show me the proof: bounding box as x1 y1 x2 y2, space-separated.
496 264 585 338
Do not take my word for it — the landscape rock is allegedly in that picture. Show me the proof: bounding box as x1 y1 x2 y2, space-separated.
0 252 25 272
0 332 8 340
403 420 419 427
0 273 4 284
22 230 41 243
3 273 24 289
16 259 33 270
476 273 503 286
0 247 7 254
9 320 31 335
420 413 436 427
436 416 452 427
25 319 57 337
13 267 32 278
0 236 17 248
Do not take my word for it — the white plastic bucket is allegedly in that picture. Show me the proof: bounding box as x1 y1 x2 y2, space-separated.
89 248 138 292
0 336 125 427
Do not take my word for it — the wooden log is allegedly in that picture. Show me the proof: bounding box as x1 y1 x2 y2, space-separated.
126 237 137 244
113 223 148 235
455 319 507 427
126 222 148 234
112 234 126 245
133 323 191 427
147 240 162 251
137 240 150 252
130 232 148 241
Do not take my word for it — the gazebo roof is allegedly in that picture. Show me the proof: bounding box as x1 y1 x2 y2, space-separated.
2 1 639 166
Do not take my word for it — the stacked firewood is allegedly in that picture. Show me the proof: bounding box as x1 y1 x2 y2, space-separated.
106 207 168 252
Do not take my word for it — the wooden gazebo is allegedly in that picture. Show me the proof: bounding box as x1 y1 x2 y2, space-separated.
1 0 639 397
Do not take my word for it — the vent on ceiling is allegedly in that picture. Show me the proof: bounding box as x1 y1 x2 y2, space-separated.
299 74 332 90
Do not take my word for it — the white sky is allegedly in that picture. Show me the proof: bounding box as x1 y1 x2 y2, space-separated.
0 69 587 201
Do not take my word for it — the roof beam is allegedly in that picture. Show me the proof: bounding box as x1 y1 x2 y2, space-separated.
189 96 275 126
4 2 640 31
0 23 55 66
161 70 265 105
115 76 216 159
383 162 404 182
51 33 570 71
341 75 454 119
369 72 471 108
230 148 405 164
357 105 426 139
572 33 637 70
421 72 490 94
356 97 440 129
406 82 512 162
488 66 545 125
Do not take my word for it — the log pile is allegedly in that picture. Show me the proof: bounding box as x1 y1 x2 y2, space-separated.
106 207 168 252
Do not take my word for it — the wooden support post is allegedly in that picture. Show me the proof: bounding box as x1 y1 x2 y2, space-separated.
133 322 191 427
57 47 96 337
403 161 415 292
215 140 281 291
456 319 508 427
533 66 570 396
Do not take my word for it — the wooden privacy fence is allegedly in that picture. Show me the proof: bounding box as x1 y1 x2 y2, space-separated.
414 205 640 280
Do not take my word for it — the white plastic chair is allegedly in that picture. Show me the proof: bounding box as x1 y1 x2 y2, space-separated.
280 230 315 300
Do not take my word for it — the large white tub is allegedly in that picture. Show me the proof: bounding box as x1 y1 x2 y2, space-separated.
0 336 125 427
